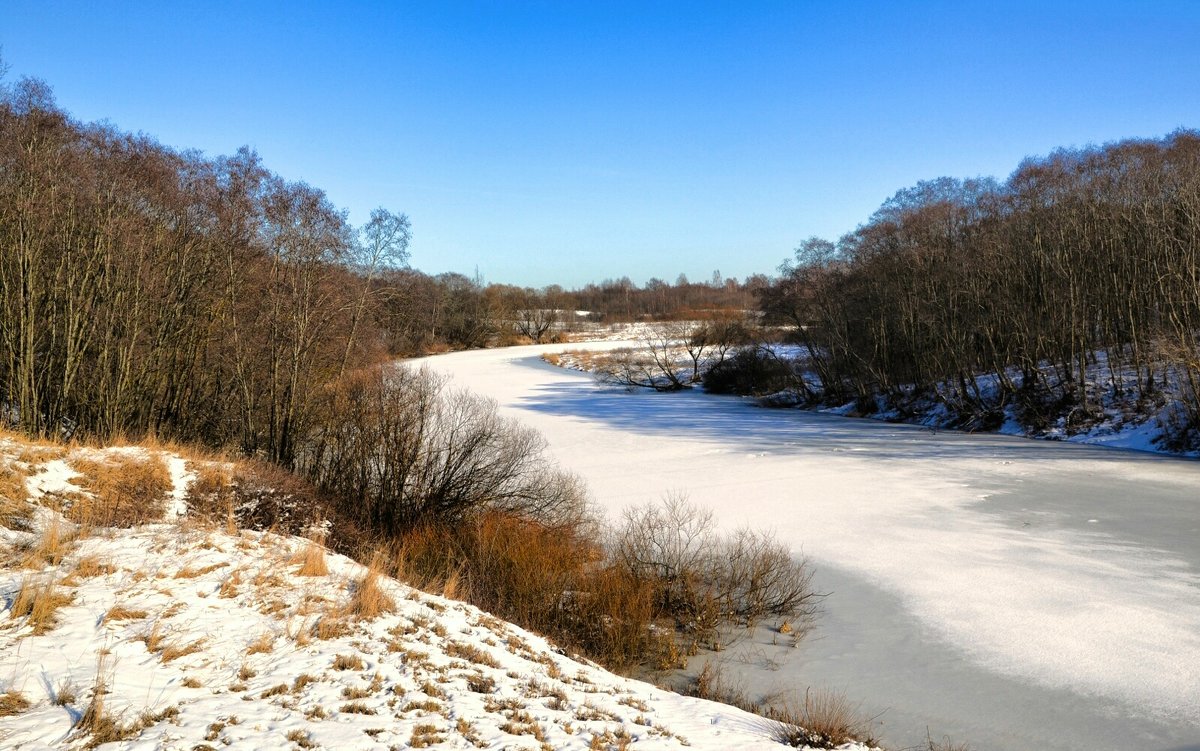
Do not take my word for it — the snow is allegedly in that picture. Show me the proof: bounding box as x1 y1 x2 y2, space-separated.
416 342 1200 751
1 440 871 751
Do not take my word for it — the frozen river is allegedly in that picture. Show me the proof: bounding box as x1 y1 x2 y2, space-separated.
416 343 1200 751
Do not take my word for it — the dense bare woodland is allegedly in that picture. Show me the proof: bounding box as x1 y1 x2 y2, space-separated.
759 137 1200 448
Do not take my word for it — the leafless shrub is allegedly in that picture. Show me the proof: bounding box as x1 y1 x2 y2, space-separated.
613 494 818 645
304 366 587 534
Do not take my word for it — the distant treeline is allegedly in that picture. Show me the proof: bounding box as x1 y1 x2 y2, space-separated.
0 74 758 458
758 131 1200 446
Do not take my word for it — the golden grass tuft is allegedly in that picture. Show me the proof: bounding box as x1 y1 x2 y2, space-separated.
246 632 274 655
174 562 228 579
344 558 395 621
182 462 234 520
22 520 76 568
409 722 446 747
0 460 33 528
72 555 117 578
339 701 376 715
332 654 365 671
312 616 351 641
160 638 205 663
0 689 31 716
67 452 173 528
75 653 136 747
9 576 74 634
103 604 148 623
444 641 501 668
295 541 329 577
765 688 875 749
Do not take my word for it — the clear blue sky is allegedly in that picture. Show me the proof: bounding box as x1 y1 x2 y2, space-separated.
4 1 1200 288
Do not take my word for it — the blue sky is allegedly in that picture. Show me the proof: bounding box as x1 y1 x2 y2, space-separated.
4 1 1200 288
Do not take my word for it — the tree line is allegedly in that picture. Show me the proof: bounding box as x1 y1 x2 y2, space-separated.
759 131 1200 447
0 75 413 462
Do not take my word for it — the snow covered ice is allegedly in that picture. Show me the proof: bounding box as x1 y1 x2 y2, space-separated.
418 342 1200 751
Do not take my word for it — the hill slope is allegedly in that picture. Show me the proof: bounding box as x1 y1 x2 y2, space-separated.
0 437 869 750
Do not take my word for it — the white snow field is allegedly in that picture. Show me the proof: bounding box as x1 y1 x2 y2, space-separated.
417 342 1200 751
0 441 869 751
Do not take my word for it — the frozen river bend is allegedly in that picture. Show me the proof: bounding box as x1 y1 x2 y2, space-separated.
417 343 1200 751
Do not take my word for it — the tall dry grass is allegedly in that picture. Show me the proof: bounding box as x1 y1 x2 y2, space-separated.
9 576 74 634
0 459 32 528
764 688 877 749
67 453 172 528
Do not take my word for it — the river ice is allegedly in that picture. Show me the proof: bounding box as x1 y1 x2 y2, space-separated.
418 343 1200 751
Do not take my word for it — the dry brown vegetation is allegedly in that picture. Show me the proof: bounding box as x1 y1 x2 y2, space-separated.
74 654 136 748
0 689 31 716
9 575 73 634
102 604 148 623
764 689 876 749
295 540 329 577
0 459 32 528
344 559 395 621
21 520 75 568
67 453 172 528
71 555 116 578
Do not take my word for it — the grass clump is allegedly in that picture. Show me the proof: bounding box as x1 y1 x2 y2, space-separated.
295 540 329 577
9 576 74 634
332 654 364 671
0 689 31 716
75 654 136 748
765 688 876 749
68 453 172 528
409 722 445 747
345 558 395 620
0 460 32 528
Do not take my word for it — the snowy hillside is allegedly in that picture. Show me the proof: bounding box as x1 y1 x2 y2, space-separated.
0 437 872 751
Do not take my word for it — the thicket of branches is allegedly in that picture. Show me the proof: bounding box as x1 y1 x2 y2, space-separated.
0 75 409 463
302 366 587 533
761 131 1200 446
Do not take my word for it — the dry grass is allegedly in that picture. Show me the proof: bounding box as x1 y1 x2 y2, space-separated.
245 631 274 655
332 654 365 671
292 673 318 693
444 641 501 668
160 638 205 663
344 558 395 620
55 678 79 705
339 701 376 715
22 520 76 568
409 722 446 747
9 576 74 634
0 689 31 716
295 540 329 577
72 555 117 578
75 654 136 748
103 604 148 623
182 462 233 520
217 569 241 598
260 683 289 698
174 562 228 579
68 453 173 528
0 460 33 528
765 688 875 749
312 616 351 641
